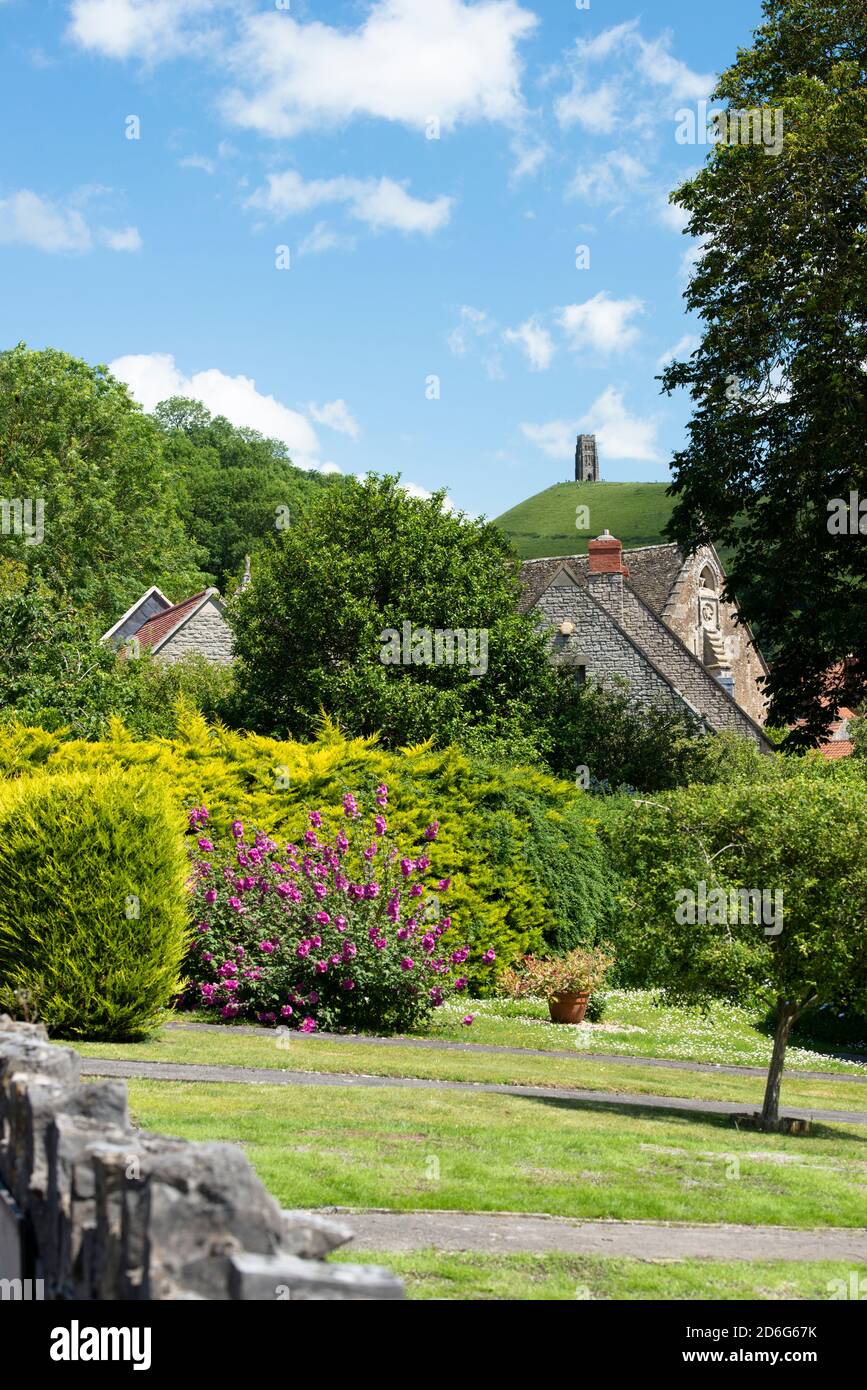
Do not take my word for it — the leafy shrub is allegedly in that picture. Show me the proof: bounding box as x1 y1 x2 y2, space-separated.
597 778 867 1012
498 948 612 1001
184 789 491 1033
0 712 615 981
0 767 191 1039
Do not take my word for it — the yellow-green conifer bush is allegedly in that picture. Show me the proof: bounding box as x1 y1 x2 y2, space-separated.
0 708 613 983
0 766 191 1039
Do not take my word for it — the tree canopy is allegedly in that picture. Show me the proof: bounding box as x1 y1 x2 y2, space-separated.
153 397 340 592
0 345 207 622
661 0 867 744
228 473 559 747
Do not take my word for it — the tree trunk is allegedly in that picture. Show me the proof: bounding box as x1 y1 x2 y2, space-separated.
761 998 799 1129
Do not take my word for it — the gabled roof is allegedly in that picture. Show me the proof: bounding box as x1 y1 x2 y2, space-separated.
133 589 223 653
519 543 684 616
532 559 772 750
100 585 172 644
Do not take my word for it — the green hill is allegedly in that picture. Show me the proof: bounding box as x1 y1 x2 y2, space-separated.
493 482 675 560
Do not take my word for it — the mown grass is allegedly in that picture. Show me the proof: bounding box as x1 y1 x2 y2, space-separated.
122 1080 867 1227
329 1250 861 1301
74 1027 867 1117
493 481 675 560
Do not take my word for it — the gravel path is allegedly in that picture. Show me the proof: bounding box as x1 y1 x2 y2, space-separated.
166 1020 867 1084
79 1057 867 1125
320 1209 867 1261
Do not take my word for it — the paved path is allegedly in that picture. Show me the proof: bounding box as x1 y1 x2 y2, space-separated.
79 1057 867 1126
166 1020 867 1084
318 1209 867 1261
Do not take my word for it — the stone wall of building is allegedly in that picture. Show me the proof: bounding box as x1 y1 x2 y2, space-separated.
535 572 691 712
158 601 233 666
662 548 769 727
0 1017 403 1301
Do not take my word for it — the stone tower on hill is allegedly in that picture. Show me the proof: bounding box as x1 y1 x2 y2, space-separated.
575 434 599 482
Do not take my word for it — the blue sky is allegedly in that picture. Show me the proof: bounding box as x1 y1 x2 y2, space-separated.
0 0 764 518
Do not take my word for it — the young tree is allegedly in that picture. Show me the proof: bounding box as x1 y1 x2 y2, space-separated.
660 0 867 744
0 345 207 622
603 777 867 1128
228 473 557 748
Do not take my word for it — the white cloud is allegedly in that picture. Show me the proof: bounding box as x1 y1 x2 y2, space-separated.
656 334 698 369
179 154 217 175
66 0 226 63
109 352 334 471
502 317 554 371
99 224 142 251
308 399 360 441
297 221 357 256
0 190 140 254
521 386 662 464
556 21 713 137
247 171 453 235
567 150 649 206
559 292 644 355
447 304 496 357
223 0 537 138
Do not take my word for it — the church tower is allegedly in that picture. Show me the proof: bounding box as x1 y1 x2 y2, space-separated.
575 434 599 482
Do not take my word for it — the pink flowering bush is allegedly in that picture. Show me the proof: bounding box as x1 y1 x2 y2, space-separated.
182 786 491 1033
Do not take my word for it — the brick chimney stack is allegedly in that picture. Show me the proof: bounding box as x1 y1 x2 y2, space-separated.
587 530 630 577
587 531 629 621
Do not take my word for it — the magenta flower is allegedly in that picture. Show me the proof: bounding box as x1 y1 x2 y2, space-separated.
342 941 357 959
300 1017 317 1033
437 878 451 891
313 884 328 901
228 896 244 912
342 978 355 991
334 915 347 931
221 1003 240 1019
314 911 331 926
309 810 322 828
197 837 214 852
400 858 414 878
400 957 414 971
231 820 244 840
336 832 349 853
258 940 276 954
454 977 468 991
343 792 359 819
304 831 319 847
280 1004 294 1018
374 937 387 950
374 815 387 836
482 949 496 964
424 821 440 841
315 960 329 974
307 991 319 1005
375 783 388 806
204 889 217 904
296 941 311 958
364 882 380 899
461 1015 476 1026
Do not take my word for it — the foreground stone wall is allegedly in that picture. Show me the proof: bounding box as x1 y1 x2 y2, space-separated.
0 1018 403 1301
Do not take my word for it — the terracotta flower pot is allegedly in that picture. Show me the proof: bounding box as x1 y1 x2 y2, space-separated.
548 990 590 1025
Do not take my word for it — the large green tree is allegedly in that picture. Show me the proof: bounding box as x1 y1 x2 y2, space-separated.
153 398 339 591
228 473 558 747
661 0 867 744
0 345 207 622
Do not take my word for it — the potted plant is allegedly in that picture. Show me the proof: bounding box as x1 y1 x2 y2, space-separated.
501 948 613 1024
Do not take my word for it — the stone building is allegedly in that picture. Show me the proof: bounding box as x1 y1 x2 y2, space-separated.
101 585 233 665
522 532 771 748
575 434 599 482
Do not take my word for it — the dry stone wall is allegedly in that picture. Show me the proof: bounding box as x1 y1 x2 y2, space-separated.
0 1017 403 1301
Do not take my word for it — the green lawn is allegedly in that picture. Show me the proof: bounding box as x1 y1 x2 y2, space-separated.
122 1080 867 1228
423 994 867 1075
74 1027 867 1117
329 1250 860 1301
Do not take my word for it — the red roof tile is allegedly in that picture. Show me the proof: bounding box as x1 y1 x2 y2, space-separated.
133 591 211 650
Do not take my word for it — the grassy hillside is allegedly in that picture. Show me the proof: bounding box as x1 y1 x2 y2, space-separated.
493 482 675 560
